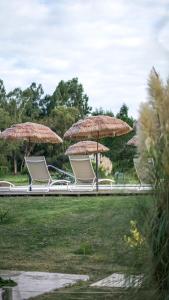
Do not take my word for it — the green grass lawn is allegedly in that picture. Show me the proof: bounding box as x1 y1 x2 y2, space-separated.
0 195 152 299
0 174 29 185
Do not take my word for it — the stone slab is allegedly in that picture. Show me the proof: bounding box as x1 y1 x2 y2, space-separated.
90 273 142 288
0 270 89 299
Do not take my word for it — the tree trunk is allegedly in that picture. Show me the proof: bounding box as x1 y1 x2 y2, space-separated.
13 153 17 175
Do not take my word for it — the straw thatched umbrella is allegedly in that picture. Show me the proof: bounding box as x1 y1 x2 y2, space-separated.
0 122 63 178
127 135 138 147
64 115 132 190
64 115 132 139
65 140 109 156
0 122 62 145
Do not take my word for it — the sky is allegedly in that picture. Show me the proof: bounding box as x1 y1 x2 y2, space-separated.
0 0 169 118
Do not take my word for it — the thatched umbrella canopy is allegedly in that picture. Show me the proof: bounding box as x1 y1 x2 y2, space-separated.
65 141 109 156
64 115 132 190
64 115 132 140
0 122 63 144
127 135 138 147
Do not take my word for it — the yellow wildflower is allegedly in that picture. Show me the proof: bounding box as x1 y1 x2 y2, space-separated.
124 220 144 248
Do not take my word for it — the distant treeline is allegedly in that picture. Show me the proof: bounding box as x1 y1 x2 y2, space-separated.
0 77 135 175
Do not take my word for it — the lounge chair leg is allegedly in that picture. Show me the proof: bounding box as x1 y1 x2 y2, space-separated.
28 174 32 191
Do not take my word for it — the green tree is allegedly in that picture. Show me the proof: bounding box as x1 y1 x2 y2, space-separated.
0 107 24 175
46 106 79 137
115 104 135 171
21 82 44 121
92 107 114 117
46 78 91 117
0 108 11 130
0 79 7 110
0 82 45 174
7 88 23 123
116 103 134 127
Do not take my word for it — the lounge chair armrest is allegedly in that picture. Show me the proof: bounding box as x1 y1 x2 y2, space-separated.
0 181 15 187
98 179 114 184
50 180 70 186
0 181 15 191
48 165 74 179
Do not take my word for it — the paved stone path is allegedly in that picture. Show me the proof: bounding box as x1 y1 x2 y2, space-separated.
90 273 142 288
0 270 89 299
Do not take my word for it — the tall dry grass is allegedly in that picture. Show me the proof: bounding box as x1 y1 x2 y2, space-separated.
137 69 169 299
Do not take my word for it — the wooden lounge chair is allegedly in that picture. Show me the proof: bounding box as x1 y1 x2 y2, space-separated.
69 155 114 190
25 156 72 191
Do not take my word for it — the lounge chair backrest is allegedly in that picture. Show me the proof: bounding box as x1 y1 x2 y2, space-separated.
69 155 96 184
25 156 51 184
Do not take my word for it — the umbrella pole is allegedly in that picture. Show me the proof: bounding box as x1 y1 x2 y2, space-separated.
96 134 99 192
28 138 32 192
28 174 32 191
